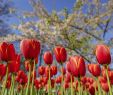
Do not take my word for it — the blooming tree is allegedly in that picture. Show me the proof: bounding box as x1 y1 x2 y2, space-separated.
0 0 113 63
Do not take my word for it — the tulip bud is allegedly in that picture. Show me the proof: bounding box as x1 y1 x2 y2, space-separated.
88 64 101 77
43 51 53 65
54 46 67 63
38 66 45 76
20 39 40 59
95 44 111 65
68 56 86 77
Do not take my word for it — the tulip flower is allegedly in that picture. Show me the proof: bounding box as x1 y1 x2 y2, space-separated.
34 79 40 90
101 82 109 92
16 70 28 85
67 56 86 77
88 64 101 77
8 54 20 73
43 51 53 65
95 44 111 65
0 64 6 80
20 39 40 59
6 75 11 89
54 46 67 63
55 75 62 84
38 66 45 76
50 65 57 76
0 42 16 61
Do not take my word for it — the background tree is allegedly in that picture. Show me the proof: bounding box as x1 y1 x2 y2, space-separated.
0 0 113 65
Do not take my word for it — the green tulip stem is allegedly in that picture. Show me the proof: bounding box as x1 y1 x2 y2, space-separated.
1 66 8 95
30 59 36 95
96 77 101 95
11 74 15 95
25 62 31 95
48 65 51 95
61 65 64 95
105 67 112 95
71 75 73 95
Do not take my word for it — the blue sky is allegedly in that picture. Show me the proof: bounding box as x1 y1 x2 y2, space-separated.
10 0 113 40
3 0 112 66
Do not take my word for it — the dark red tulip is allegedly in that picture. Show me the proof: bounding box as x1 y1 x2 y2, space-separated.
8 55 20 73
99 76 107 83
63 82 69 89
50 65 57 76
38 66 45 76
95 44 111 65
20 39 40 59
88 85 95 95
43 51 53 65
54 46 67 63
16 70 28 85
0 64 6 80
55 75 62 84
67 56 86 77
101 82 109 92
0 42 16 61
34 79 40 90
6 75 11 89
88 64 101 77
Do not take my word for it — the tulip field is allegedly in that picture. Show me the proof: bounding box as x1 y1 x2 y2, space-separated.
0 39 113 95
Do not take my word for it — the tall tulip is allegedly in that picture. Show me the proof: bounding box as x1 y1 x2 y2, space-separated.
95 44 112 95
20 39 40 59
43 51 53 65
54 46 67 95
88 64 101 77
95 44 111 65
68 56 86 77
54 46 67 64
0 42 16 61
0 64 6 80
20 39 40 95
8 54 20 73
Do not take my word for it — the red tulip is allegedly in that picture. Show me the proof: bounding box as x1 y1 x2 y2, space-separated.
0 64 6 80
43 51 53 65
63 82 69 89
8 55 20 73
0 42 16 61
54 46 67 63
67 56 86 77
50 65 57 76
6 75 11 89
88 64 101 77
38 66 45 76
95 44 111 65
99 76 107 83
39 77 48 86
16 70 28 85
34 79 40 89
20 39 40 59
88 85 95 95
56 75 62 84
101 82 109 92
